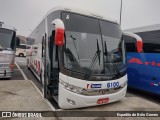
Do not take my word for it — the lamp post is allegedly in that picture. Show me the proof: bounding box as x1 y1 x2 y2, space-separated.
120 0 123 27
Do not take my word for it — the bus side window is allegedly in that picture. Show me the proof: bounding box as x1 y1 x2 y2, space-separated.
18 44 26 49
123 35 137 52
137 31 160 53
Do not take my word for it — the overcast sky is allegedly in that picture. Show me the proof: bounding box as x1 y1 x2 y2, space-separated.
0 0 160 36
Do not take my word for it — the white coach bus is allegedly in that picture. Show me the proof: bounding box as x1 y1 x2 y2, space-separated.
0 22 17 78
15 44 27 57
27 7 142 109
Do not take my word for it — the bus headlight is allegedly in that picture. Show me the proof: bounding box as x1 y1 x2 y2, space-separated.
121 81 127 88
60 80 84 94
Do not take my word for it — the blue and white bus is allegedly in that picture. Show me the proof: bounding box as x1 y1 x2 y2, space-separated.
124 24 160 95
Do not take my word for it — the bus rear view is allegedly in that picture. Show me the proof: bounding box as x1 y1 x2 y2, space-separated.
0 22 16 78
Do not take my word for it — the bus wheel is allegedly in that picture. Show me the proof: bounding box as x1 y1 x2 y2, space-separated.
19 53 24 57
27 65 30 70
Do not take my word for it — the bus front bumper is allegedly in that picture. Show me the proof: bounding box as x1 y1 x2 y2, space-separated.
58 84 127 109
0 70 13 78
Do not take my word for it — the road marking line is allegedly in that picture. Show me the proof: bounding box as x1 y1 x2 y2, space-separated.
29 80 55 111
15 62 28 80
15 62 56 111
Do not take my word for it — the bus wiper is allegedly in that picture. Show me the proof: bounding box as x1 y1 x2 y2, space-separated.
70 35 80 61
84 39 101 79
104 41 121 77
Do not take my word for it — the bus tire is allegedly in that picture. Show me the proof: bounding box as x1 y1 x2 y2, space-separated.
19 53 24 57
27 66 30 70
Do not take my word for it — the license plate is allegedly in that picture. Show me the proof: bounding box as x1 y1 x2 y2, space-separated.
97 98 109 104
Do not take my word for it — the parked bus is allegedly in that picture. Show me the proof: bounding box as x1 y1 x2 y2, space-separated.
27 7 142 109
0 22 17 78
124 24 160 95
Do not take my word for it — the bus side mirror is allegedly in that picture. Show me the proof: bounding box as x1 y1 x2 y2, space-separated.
51 19 65 46
136 40 143 53
123 32 143 53
16 37 20 46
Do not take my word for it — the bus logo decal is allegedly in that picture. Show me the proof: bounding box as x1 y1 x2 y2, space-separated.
91 84 102 88
128 58 160 67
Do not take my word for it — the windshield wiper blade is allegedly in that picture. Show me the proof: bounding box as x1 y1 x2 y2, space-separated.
104 41 121 77
84 39 101 79
97 39 101 65
70 35 80 61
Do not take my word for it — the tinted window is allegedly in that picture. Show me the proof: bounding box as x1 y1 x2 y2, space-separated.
62 12 103 74
0 28 15 50
18 45 26 49
100 21 126 75
26 46 31 49
143 43 160 53
62 12 126 77
62 12 100 34
26 38 35 45
124 35 137 52
136 30 160 53
100 21 122 39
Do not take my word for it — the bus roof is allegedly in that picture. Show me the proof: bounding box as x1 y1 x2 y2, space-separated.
29 6 118 36
123 23 160 33
0 22 17 31
46 6 118 24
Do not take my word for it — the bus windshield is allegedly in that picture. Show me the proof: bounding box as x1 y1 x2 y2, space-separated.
62 12 126 78
0 28 15 50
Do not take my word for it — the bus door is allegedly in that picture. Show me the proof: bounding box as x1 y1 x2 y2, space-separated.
41 34 49 98
48 30 59 98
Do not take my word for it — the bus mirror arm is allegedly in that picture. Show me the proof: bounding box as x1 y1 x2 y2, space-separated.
123 32 143 53
51 19 65 46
